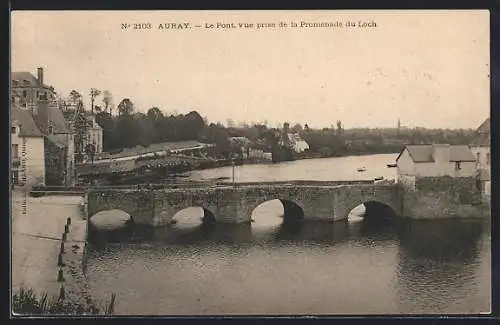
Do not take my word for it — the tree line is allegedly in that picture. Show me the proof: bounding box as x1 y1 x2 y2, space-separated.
61 90 480 160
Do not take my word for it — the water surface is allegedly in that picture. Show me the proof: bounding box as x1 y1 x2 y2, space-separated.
86 154 490 315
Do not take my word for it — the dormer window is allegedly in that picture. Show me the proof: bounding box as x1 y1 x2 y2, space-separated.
11 126 16 134
48 123 54 135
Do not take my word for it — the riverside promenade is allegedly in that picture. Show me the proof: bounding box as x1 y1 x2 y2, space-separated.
12 189 87 301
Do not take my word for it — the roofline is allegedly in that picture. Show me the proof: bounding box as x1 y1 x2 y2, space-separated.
395 146 407 162
18 133 44 138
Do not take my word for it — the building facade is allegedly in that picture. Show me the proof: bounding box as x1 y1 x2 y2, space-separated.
470 118 490 198
11 68 56 105
11 107 45 187
396 144 476 180
12 68 75 186
284 133 310 153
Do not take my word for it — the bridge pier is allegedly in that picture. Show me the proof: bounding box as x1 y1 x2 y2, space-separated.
91 182 471 227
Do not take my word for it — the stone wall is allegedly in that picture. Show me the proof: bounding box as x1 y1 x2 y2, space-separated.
402 176 483 219
87 189 155 225
60 219 94 309
330 184 402 220
88 183 402 225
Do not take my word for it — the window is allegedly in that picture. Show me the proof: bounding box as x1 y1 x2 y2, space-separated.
476 152 480 161
22 90 27 98
12 171 19 185
48 125 54 134
455 161 462 171
12 144 19 158
11 126 16 134
487 153 491 166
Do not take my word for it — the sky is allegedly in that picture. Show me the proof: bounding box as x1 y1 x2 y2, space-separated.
11 10 490 129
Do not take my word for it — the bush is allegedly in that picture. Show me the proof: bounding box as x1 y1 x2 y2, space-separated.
12 287 116 316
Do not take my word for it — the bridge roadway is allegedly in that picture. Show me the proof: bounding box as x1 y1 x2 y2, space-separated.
86 180 403 226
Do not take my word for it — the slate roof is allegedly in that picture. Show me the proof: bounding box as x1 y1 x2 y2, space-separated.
477 168 491 181
11 107 43 137
472 118 490 147
396 144 476 163
477 118 490 134
35 101 70 134
11 71 52 89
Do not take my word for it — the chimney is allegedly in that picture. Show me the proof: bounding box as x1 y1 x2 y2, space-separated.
432 144 451 163
37 67 44 86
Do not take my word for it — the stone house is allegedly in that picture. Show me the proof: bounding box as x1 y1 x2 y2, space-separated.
11 107 45 187
278 133 309 153
470 118 490 198
12 68 75 186
11 67 56 104
396 144 476 181
287 133 310 153
228 136 272 161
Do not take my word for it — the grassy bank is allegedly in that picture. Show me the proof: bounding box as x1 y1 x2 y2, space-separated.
12 286 116 316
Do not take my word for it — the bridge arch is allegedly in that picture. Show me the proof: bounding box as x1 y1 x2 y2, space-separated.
345 200 399 221
87 190 156 225
89 209 134 230
250 198 305 225
170 206 216 224
336 185 401 221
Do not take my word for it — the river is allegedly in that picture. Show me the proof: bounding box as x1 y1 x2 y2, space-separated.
86 154 491 315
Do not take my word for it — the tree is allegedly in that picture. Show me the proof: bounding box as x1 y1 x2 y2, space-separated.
117 98 135 116
336 120 343 137
73 100 88 163
95 111 117 151
102 90 113 115
89 88 101 116
146 107 164 121
291 123 302 133
85 143 96 163
68 90 82 104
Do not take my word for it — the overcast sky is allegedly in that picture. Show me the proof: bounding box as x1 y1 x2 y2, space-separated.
11 10 489 129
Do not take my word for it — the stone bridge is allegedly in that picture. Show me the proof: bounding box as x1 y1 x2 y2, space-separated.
86 181 403 226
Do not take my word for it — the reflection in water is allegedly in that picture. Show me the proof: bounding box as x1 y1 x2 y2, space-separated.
87 216 490 315
395 219 487 314
86 172 489 316
274 220 351 245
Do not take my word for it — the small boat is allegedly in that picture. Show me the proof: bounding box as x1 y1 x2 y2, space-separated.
374 176 384 181
386 163 397 168
357 167 366 172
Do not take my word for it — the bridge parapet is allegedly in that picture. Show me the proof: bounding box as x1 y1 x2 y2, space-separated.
87 182 401 226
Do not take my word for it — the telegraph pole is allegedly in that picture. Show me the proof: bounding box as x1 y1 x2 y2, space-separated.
231 155 235 186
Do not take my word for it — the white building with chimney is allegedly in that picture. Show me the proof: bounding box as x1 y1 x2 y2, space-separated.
11 67 75 186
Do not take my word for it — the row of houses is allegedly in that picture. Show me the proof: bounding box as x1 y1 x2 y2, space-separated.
10 67 103 188
228 132 310 161
396 118 490 198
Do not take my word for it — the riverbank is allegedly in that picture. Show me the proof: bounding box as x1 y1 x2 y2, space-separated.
11 191 95 312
